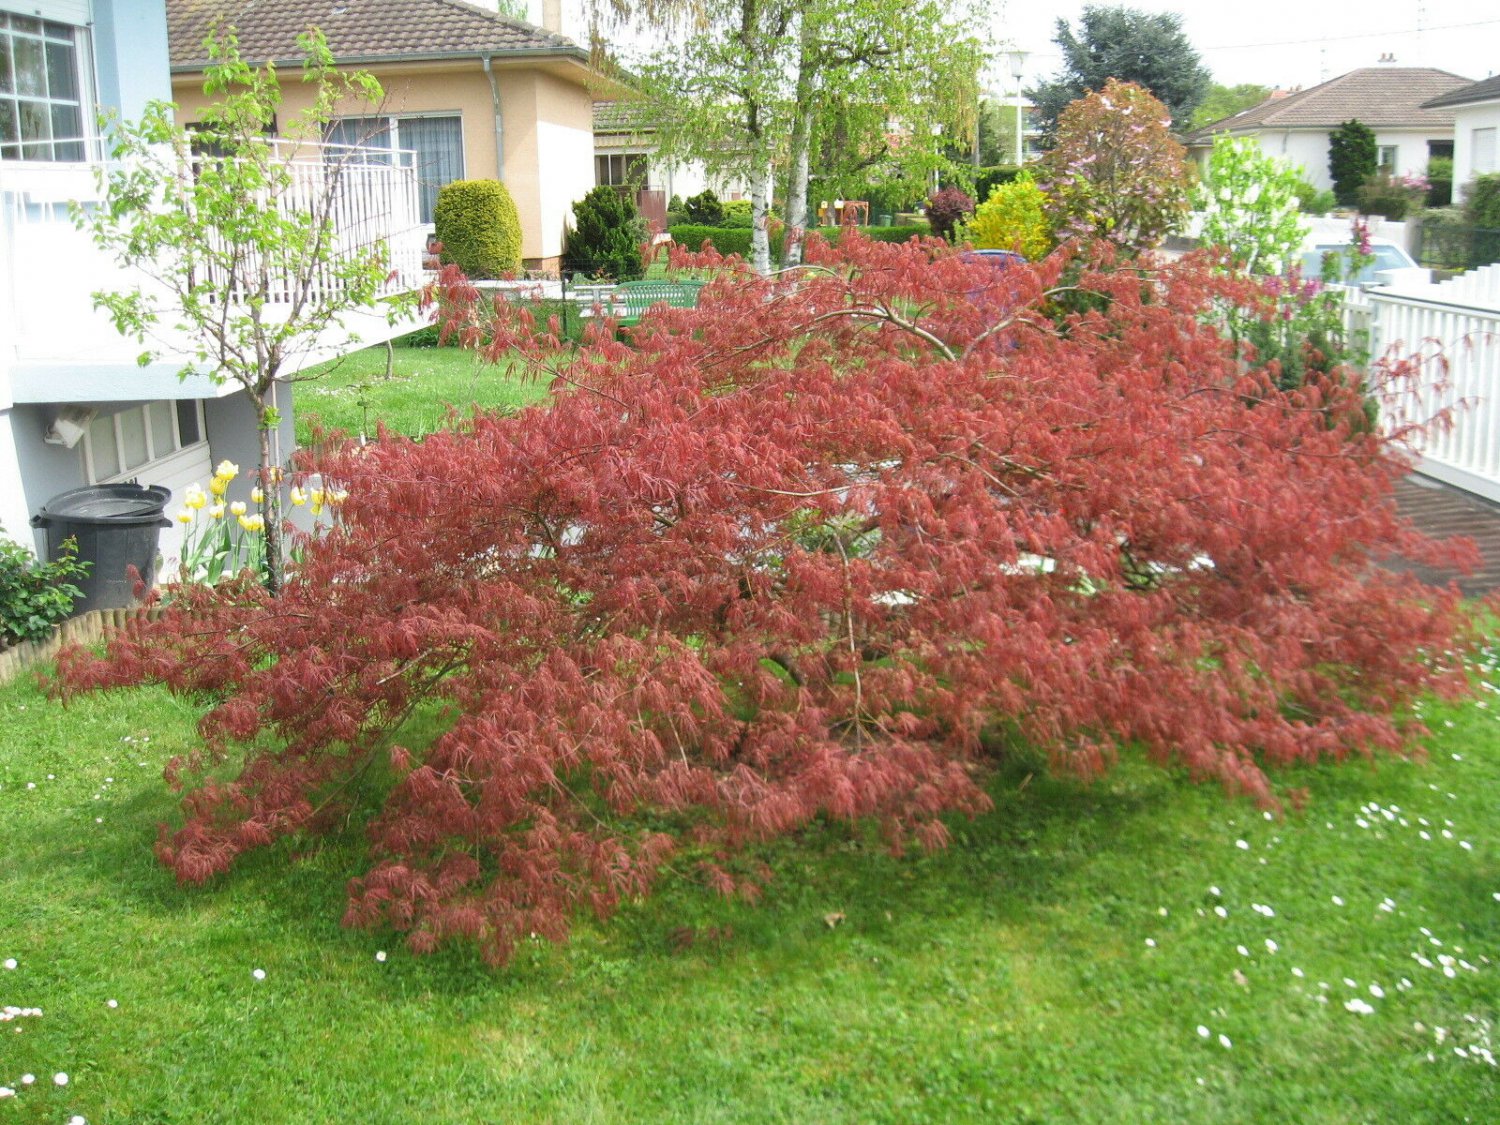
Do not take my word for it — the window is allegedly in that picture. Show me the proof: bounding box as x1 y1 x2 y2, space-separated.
327 114 463 223
0 12 85 161
84 401 207 484
595 153 647 188
1475 128 1497 176
1377 145 1398 174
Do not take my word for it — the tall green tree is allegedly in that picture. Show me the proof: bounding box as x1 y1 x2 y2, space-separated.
1189 82 1272 130
1328 119 1377 207
79 32 417 594
1029 5 1210 142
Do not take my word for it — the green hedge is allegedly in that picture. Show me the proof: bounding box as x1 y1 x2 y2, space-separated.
668 223 931 257
433 179 522 279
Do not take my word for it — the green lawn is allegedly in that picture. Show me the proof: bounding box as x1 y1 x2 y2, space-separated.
294 342 550 443
1 652 1496 1122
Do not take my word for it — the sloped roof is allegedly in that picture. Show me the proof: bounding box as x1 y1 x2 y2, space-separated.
593 100 653 135
1423 74 1500 110
167 0 585 70
1187 67 1472 142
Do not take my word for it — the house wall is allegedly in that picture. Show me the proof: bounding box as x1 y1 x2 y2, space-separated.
172 57 597 268
1452 100 1500 197
91 0 172 120
1236 128 1452 192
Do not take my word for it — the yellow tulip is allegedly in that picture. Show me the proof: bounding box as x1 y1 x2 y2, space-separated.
237 514 262 533
251 486 264 504
209 504 226 520
230 500 247 517
175 508 193 524
289 486 307 507
184 485 207 509
215 460 239 480
209 476 228 497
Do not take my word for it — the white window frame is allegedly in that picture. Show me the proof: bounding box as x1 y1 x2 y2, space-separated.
329 111 465 221
83 400 208 485
0 10 94 163
1376 144 1398 174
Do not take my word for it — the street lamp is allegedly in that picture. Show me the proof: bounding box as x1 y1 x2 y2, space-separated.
1007 49 1026 167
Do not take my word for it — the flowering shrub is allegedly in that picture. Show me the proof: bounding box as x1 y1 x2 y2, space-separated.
1039 79 1193 250
1358 173 1429 221
965 172 1052 259
57 234 1482 965
1195 135 1308 274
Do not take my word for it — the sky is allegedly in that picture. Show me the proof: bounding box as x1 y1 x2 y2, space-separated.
985 0 1498 95
538 0 1498 97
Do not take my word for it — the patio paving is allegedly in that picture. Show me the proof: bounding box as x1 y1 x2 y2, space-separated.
1390 474 1500 596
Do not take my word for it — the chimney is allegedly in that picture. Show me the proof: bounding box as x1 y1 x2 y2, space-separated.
541 0 563 32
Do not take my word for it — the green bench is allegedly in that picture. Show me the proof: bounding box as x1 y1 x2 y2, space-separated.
575 279 706 326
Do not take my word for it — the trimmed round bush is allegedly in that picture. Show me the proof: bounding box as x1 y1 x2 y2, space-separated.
434 179 523 279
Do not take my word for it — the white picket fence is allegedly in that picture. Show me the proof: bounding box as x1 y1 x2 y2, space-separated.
1368 265 1500 503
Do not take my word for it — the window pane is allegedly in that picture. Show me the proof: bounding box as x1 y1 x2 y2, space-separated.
89 414 120 479
12 35 42 97
19 99 49 158
397 116 463 223
44 39 75 100
176 400 202 446
0 40 12 95
118 406 148 470
50 103 80 157
149 401 176 457
0 101 17 155
10 16 40 35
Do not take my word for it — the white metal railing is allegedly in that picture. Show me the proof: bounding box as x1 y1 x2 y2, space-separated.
1369 279 1500 503
1 139 424 367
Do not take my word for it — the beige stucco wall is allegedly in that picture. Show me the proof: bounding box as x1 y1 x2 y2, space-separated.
171 57 596 268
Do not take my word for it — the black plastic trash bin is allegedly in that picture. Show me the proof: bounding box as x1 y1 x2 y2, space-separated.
31 484 172 615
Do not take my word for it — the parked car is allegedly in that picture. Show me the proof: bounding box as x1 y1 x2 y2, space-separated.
1298 237 1430 288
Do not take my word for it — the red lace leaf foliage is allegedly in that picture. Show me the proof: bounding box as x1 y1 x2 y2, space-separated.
56 235 1482 965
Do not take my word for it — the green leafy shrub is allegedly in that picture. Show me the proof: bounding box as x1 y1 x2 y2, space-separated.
1328 120 1376 207
563 186 646 282
1358 173 1426 221
1463 173 1500 229
966 172 1051 259
972 166 1022 204
0 531 88 646
433 179 523 279
684 190 724 226
667 193 684 214
1291 178 1338 217
721 199 754 228
1427 157 1453 207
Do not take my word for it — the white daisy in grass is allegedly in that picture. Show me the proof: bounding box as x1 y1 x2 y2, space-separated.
252 968 266 981
53 1073 68 1086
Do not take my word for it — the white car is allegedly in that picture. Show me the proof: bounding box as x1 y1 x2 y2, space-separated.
1298 237 1430 288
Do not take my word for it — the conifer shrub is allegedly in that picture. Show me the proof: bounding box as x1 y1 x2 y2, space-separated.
432 179 523 279
721 199 754 228
563 186 646 281
683 189 725 226
1328 120 1377 208
57 234 1483 966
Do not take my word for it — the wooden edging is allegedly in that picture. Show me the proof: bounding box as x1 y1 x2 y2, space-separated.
0 606 165 687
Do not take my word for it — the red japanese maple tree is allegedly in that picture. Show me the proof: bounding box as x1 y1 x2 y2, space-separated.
56 234 1481 965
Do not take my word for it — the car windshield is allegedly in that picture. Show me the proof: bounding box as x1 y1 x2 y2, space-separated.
1299 243 1415 285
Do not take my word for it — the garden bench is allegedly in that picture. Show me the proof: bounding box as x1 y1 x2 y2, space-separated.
574 280 705 325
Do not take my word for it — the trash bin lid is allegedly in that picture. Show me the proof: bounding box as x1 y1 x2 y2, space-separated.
34 484 172 525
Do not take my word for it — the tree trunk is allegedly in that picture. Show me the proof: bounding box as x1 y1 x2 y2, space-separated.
782 103 814 268
256 398 285 596
750 158 774 276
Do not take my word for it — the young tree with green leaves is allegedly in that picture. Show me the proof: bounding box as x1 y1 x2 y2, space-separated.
78 31 418 594
1195 135 1308 274
1189 82 1272 130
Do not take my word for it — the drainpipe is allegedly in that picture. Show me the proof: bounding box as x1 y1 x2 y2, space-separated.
482 54 504 181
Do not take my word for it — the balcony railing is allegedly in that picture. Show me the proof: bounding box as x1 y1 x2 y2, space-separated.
0 138 426 374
